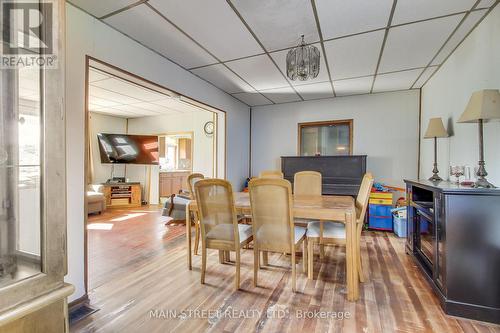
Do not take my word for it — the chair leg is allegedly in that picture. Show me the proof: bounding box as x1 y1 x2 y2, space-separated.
225 250 231 262
253 245 259 287
302 239 308 274
201 246 207 284
218 250 224 264
262 251 269 266
319 244 325 260
235 248 241 290
291 250 297 292
357 231 365 283
308 240 314 280
194 221 200 255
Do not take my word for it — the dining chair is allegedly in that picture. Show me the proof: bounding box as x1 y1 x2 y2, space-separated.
194 179 253 290
293 171 325 256
294 171 322 196
306 173 374 281
259 170 284 179
249 178 307 292
187 173 204 255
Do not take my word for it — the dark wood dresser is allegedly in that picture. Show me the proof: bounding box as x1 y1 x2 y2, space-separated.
281 155 367 195
405 179 500 323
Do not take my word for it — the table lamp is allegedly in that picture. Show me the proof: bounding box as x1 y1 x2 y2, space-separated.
424 117 449 182
458 89 500 188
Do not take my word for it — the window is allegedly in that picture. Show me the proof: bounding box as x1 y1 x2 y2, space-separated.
298 120 353 156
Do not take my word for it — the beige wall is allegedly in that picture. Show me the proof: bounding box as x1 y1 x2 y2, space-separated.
421 6 500 184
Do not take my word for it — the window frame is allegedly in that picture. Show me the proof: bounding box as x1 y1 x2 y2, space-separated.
297 119 354 156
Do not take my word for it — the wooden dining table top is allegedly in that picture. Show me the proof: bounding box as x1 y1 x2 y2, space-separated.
189 192 355 222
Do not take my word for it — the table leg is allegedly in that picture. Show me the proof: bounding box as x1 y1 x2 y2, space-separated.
345 210 359 301
186 203 192 270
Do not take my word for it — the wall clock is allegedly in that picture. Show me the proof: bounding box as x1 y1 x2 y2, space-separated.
204 121 214 136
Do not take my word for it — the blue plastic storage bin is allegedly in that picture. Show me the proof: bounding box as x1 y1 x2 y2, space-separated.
393 215 407 237
368 204 393 231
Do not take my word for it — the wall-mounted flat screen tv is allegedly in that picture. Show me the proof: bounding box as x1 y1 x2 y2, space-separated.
97 133 159 165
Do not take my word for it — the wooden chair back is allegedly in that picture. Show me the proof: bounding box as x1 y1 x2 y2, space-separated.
194 179 239 246
294 171 322 196
355 173 374 224
187 173 204 199
248 178 294 253
259 170 284 179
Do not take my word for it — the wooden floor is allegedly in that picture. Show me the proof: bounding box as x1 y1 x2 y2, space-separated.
75 208 500 333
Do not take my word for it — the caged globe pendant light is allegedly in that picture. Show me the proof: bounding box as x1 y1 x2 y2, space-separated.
286 35 320 81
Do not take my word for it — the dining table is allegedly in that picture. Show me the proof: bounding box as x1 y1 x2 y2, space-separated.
185 192 360 301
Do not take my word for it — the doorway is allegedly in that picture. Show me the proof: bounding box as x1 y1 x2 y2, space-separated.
84 56 226 294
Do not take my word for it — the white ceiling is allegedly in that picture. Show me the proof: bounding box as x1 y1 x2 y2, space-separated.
88 68 203 118
69 0 498 106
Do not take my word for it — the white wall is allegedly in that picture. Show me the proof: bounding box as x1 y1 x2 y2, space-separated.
65 3 250 301
127 110 215 204
88 112 127 184
421 6 500 183
251 90 420 187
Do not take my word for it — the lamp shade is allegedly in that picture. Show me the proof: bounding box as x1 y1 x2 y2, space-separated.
424 117 448 138
458 89 500 123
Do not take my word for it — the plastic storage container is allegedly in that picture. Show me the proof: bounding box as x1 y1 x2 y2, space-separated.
393 214 407 237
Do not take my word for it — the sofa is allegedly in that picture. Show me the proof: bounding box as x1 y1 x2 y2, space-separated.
87 184 106 215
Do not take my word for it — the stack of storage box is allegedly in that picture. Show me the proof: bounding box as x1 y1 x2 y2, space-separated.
368 191 393 230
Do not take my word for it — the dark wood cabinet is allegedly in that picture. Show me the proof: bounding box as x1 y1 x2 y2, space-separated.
405 179 500 324
281 155 367 195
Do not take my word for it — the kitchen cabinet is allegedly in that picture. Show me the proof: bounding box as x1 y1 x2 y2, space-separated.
159 172 190 197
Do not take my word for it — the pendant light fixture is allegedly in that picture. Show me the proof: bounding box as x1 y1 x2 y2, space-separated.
286 35 320 81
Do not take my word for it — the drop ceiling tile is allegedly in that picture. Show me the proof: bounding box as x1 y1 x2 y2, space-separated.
431 9 488 65
92 109 136 118
260 86 302 104
231 92 271 106
69 0 139 18
149 0 263 61
89 69 110 83
88 96 120 108
114 104 174 116
413 66 438 88
89 85 141 104
130 102 172 113
269 43 330 86
325 31 384 80
379 15 464 73
393 0 476 25
105 4 217 68
231 0 319 51
293 82 334 100
316 0 393 39
373 68 423 92
477 0 497 8
191 64 254 94
226 54 290 90
334 76 373 96
92 78 167 102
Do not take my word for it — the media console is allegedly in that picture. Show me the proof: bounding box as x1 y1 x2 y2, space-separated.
405 179 500 324
101 182 142 208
